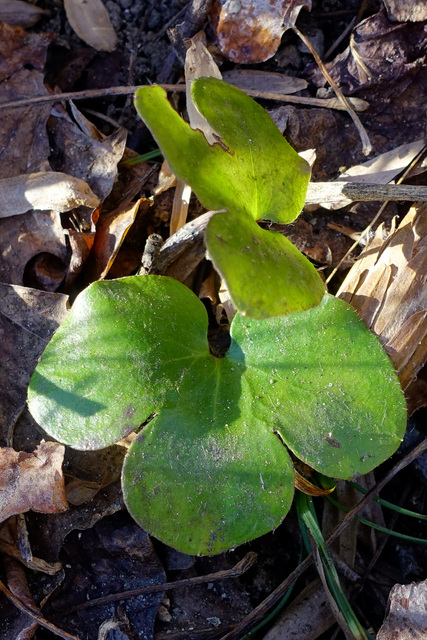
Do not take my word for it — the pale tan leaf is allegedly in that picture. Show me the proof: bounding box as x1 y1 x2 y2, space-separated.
64 0 117 52
337 139 426 185
0 0 49 27
337 203 427 392
223 69 307 95
0 441 68 523
185 34 222 145
377 579 427 640
0 171 100 217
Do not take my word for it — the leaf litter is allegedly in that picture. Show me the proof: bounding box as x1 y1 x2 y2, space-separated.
0 1 426 639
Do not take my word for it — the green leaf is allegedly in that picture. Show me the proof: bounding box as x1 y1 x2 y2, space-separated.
134 78 310 223
28 276 406 555
205 210 324 318
134 79 322 318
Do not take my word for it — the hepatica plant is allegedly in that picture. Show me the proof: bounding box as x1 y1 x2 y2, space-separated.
28 79 406 555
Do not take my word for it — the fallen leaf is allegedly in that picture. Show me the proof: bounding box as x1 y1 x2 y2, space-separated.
311 9 427 98
84 198 142 281
0 24 54 178
0 0 49 27
337 139 426 185
0 284 68 445
49 109 127 203
0 172 100 217
384 0 427 22
64 0 117 52
223 69 308 94
0 211 67 286
210 0 312 63
377 579 427 640
0 441 68 523
337 203 427 392
185 35 222 145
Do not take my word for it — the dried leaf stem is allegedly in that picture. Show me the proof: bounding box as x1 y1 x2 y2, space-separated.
0 83 368 112
293 25 372 155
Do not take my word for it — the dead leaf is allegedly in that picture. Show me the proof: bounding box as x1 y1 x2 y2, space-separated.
210 0 312 63
0 442 68 523
185 35 222 145
310 9 427 98
64 0 117 52
0 172 100 217
337 139 426 185
0 24 54 179
223 69 308 94
0 284 68 445
384 0 427 22
337 203 427 392
0 210 67 286
49 108 127 203
377 579 427 640
84 198 142 281
0 0 49 27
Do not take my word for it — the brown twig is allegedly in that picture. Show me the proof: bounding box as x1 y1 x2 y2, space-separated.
51 551 257 616
0 83 368 112
219 440 427 640
293 25 372 155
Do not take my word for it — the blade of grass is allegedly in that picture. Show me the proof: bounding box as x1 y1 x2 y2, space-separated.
348 480 427 521
295 492 373 640
326 494 427 544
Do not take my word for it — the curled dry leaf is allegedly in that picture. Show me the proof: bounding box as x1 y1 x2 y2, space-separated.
0 171 100 217
0 0 49 28
377 579 427 640
0 441 68 523
337 203 427 393
210 0 312 63
64 0 117 52
383 0 427 22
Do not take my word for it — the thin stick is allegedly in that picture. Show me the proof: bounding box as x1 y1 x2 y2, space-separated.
219 440 427 640
52 551 257 615
0 83 368 112
0 578 82 640
293 25 372 155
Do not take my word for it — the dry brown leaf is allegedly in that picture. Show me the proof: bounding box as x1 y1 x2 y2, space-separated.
384 0 427 22
337 203 427 393
84 198 142 281
0 0 49 27
0 172 100 217
377 579 427 640
223 69 308 94
64 0 117 52
0 441 68 523
210 0 312 63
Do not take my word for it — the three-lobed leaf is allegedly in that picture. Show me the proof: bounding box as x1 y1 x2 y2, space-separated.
28 276 406 555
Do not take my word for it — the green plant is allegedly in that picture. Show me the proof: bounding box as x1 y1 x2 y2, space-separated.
28 79 406 556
